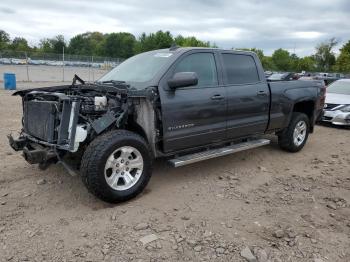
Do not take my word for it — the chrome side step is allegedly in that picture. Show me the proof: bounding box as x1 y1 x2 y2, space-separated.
168 139 270 167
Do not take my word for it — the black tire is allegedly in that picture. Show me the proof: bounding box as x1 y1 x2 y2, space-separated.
81 130 153 203
278 112 310 152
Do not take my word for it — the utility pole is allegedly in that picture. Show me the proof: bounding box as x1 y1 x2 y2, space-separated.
62 46 65 82
88 55 91 82
293 42 296 55
92 56 94 82
25 52 29 82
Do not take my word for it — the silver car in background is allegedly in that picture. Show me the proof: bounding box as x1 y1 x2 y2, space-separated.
322 79 350 126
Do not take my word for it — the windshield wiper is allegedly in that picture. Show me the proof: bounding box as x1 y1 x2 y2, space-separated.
97 80 130 89
72 74 85 86
101 80 126 85
94 80 130 91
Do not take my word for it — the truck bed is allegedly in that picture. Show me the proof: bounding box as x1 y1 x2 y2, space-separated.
267 80 325 131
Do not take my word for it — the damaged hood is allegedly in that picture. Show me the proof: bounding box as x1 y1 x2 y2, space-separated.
13 83 154 99
13 83 128 96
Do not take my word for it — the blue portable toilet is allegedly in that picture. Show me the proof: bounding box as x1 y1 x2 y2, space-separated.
4 73 16 90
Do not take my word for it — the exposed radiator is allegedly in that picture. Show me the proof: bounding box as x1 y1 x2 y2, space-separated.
24 100 57 142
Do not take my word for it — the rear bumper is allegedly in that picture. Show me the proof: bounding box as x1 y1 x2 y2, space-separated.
8 134 57 164
321 110 350 126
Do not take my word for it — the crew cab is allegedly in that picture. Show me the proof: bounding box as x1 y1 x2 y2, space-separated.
8 47 325 203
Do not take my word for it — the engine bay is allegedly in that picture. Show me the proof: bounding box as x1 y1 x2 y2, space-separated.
8 76 160 170
14 82 141 152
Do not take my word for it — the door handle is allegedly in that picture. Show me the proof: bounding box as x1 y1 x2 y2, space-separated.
257 90 268 96
211 94 224 100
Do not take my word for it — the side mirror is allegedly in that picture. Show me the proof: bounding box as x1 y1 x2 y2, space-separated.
168 72 198 89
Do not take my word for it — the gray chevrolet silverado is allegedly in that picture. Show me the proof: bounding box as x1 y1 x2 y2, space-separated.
8 47 326 203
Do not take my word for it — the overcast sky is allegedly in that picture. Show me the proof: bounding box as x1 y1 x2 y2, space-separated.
1 0 349 56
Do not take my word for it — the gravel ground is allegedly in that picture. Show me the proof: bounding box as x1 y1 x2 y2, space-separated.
0 83 350 262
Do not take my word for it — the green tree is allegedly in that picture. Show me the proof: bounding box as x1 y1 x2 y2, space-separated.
296 56 316 72
314 38 338 71
135 31 173 53
334 40 350 73
68 32 104 55
100 32 136 58
174 35 211 47
39 38 54 53
261 56 275 71
51 35 66 53
38 35 66 53
0 30 10 49
10 37 31 51
272 48 291 71
289 53 300 71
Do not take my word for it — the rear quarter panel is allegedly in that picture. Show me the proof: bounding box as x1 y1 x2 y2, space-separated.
268 80 321 131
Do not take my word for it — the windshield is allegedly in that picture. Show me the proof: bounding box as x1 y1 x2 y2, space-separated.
98 51 173 84
327 80 350 95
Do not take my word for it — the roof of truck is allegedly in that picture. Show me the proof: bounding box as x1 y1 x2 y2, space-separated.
151 46 257 56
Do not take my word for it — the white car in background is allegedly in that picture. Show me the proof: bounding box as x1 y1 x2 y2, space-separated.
322 79 350 126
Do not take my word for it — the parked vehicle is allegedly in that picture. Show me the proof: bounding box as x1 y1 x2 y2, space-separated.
299 76 326 87
264 71 273 77
299 76 315 81
322 79 350 126
268 72 299 81
0 58 11 64
10 58 27 65
315 72 344 86
8 47 325 203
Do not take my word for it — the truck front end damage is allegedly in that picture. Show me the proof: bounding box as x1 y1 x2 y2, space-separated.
8 79 158 171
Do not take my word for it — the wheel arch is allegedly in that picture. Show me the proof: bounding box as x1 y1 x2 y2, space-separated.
292 100 315 132
127 120 149 143
128 98 158 157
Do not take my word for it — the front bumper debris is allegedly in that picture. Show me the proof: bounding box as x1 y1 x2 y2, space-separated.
8 134 27 151
8 134 56 164
22 146 56 164
8 134 78 176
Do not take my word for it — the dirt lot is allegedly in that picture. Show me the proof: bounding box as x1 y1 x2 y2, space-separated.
0 83 349 262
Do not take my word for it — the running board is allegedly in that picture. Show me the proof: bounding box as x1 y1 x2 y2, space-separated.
168 139 270 167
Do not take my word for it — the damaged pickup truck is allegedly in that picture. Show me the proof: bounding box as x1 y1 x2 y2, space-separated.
9 47 325 203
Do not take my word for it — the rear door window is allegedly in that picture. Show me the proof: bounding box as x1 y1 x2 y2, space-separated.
222 53 259 85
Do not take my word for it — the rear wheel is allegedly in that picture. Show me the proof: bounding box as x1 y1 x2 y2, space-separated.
81 130 152 203
278 112 310 152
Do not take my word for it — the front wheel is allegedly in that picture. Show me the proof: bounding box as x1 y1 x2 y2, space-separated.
278 112 310 152
81 130 152 203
